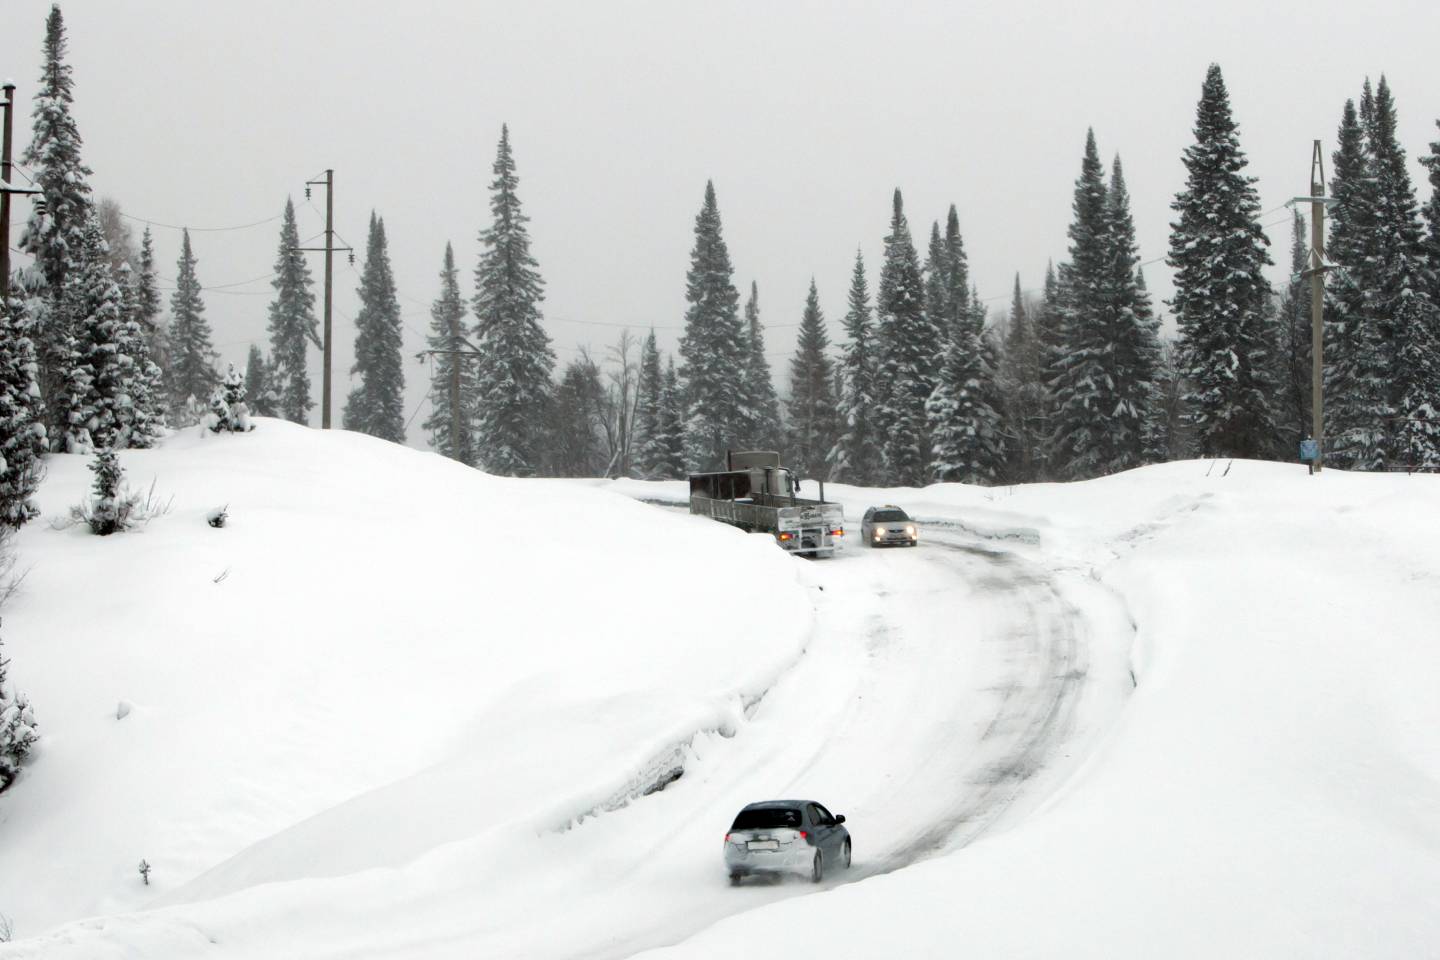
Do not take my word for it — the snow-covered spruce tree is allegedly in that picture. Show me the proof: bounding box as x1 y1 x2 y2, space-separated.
134 227 169 374
678 181 747 471
547 355 607 477
786 280 839 480
112 262 164 449
1098 156 1162 470
1047 130 1112 479
167 229 219 421
343 213 405 442
0 622 39 794
422 242 476 464
998 274 1046 482
1030 261 1065 476
18 4 94 428
1366 78 1440 470
1274 211 1312 447
940 205 972 337
632 330 665 478
739 282 783 451
472 125 554 475
875 189 943 486
1167 65 1278 460
923 221 950 336
207 363 252 433
831 250 883 485
1424 119 1440 284
926 284 1003 484
75 447 138 534
651 357 687 479
267 198 320 426
244 345 279 418
0 296 48 528
54 214 125 452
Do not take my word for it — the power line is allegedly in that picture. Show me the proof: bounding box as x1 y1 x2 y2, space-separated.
118 211 283 233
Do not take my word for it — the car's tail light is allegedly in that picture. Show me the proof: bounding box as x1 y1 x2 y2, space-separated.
798 831 807 839
725 833 731 842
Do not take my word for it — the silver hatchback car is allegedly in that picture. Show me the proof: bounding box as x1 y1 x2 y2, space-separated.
723 800 851 884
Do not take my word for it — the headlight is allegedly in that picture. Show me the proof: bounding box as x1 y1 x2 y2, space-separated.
906 525 916 536
875 526 887 535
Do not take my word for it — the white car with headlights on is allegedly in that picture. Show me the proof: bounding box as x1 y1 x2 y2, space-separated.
861 505 918 547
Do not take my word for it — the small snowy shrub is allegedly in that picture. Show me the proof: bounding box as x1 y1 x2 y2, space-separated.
207 505 228 528
206 365 253 434
64 450 172 536
0 620 39 794
138 859 152 885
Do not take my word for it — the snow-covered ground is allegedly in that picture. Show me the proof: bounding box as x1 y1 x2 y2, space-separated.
1 425 1437 957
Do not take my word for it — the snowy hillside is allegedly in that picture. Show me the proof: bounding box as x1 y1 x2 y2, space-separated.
2 427 1439 958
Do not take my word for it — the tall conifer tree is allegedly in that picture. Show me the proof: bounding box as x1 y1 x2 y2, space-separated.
472 125 554 475
267 198 320 425
633 330 665 478
1168 65 1278 459
244 345 278 418
678 181 747 470
926 278 1003 484
833 250 883 484
56 215 125 451
167 229 218 418
422 242 476 464
0 294 47 527
343 213 406 443
1324 95 1386 468
999 274 1045 481
19 5 94 430
786 280 839 479
113 261 164 447
739 282 783 450
1368 78 1440 469
875 189 941 485
653 357 687 479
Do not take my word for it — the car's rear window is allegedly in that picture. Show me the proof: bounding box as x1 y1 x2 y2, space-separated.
872 510 909 522
731 807 802 830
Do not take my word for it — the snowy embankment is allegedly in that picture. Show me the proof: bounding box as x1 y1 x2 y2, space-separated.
0 422 812 941
2 434 1438 959
631 461 1440 959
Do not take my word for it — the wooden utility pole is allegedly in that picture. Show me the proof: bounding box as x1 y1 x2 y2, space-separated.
1295 141 1332 473
296 170 350 428
416 336 484 460
0 82 42 307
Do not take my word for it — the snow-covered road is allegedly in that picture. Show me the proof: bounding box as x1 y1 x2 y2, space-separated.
304 522 1133 960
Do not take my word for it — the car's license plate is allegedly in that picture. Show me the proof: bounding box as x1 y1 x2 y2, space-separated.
747 840 779 851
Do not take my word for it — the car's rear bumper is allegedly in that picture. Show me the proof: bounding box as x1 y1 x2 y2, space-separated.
725 845 810 874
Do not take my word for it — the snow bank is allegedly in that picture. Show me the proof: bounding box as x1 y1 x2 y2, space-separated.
635 460 1440 959
0 421 813 938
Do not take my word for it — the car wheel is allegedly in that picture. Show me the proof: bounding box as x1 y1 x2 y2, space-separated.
729 872 743 887
810 851 823 883
842 838 852 869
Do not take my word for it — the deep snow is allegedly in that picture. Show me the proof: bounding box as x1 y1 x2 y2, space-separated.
1 427 1437 958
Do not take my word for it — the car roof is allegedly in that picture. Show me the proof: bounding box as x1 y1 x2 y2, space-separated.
741 799 816 810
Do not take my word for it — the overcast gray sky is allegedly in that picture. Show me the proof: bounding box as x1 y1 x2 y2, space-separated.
7 0 1440 447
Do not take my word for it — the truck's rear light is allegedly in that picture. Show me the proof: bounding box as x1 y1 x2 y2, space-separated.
778 532 794 541
830 529 843 537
